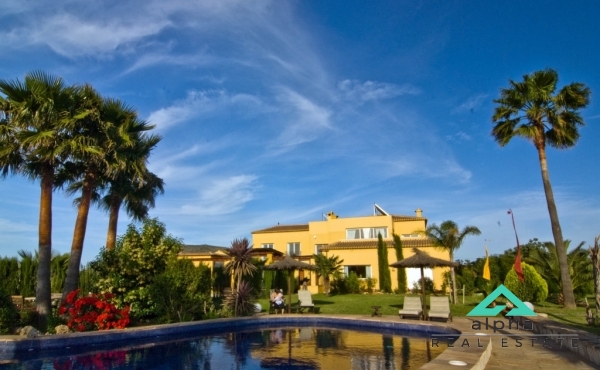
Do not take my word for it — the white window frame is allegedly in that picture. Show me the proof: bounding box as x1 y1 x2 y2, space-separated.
346 227 388 239
287 242 300 256
261 243 274 249
314 244 327 255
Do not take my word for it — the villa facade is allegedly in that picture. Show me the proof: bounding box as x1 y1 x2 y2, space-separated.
251 205 450 294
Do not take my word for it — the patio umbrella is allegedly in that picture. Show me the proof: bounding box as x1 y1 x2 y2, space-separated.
264 255 318 313
390 248 458 319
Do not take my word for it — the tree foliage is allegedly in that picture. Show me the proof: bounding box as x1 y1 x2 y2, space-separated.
504 262 548 303
149 258 212 323
312 253 344 295
424 220 480 303
393 234 407 293
377 234 392 293
90 218 183 321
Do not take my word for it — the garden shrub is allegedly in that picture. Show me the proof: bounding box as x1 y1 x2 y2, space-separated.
91 218 183 321
345 272 361 294
149 258 212 323
59 290 130 332
411 277 434 294
361 278 378 294
504 262 548 303
0 290 20 334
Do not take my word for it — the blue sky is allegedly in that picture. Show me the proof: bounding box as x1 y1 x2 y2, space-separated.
1 0 599 264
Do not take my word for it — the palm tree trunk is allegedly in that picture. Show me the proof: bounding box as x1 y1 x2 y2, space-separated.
63 172 96 298
36 164 53 331
105 195 122 250
537 146 576 308
450 267 457 305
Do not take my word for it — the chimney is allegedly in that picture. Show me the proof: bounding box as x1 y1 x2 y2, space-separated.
415 208 423 218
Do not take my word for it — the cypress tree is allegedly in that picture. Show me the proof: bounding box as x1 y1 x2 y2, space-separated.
393 234 407 293
377 234 392 293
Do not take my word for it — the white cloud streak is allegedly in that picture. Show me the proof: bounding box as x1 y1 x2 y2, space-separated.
338 80 421 102
452 94 489 114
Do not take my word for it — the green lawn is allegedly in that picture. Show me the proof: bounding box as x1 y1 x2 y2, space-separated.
256 293 600 336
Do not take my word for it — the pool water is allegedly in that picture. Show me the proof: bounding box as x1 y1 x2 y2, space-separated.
2 327 442 369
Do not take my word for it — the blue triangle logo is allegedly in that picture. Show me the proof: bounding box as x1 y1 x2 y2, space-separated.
467 284 536 317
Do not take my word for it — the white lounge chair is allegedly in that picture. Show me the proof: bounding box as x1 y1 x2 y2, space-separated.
297 290 315 313
428 296 452 322
398 296 423 320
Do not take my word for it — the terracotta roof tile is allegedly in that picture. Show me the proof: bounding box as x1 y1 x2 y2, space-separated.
320 238 433 251
391 214 427 221
180 244 228 255
251 224 310 234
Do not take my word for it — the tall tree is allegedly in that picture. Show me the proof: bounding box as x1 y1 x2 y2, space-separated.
0 71 80 329
312 254 344 295
100 137 163 250
424 220 481 304
377 234 392 293
393 234 407 293
491 69 590 308
61 93 156 296
224 238 257 316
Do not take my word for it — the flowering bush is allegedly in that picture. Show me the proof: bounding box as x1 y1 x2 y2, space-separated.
59 290 130 331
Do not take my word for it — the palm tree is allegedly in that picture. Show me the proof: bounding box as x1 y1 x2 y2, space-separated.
527 240 592 303
61 91 157 296
423 220 480 304
590 236 600 316
312 254 344 295
100 133 163 250
491 69 590 308
224 238 257 316
0 71 80 329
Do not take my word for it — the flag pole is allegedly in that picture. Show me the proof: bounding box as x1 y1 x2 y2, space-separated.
507 209 524 282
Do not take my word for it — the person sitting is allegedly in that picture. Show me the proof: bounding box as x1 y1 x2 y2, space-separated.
273 289 285 314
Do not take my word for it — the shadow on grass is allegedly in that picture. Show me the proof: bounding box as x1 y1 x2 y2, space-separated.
312 299 336 306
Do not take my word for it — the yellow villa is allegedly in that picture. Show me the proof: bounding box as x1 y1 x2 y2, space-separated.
251 204 451 294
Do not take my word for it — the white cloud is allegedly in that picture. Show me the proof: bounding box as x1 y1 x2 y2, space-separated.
452 93 488 114
0 218 36 233
338 80 420 102
147 90 263 131
179 175 258 216
446 131 472 142
270 89 332 150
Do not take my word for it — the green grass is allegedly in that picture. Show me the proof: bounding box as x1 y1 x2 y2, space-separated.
256 293 600 336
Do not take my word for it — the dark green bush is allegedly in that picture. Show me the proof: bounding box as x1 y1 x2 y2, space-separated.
345 272 361 294
0 291 20 334
150 258 212 323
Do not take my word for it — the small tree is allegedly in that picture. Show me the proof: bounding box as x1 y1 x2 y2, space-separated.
377 234 392 293
313 254 344 295
504 262 548 303
393 234 407 293
91 218 182 321
224 238 257 317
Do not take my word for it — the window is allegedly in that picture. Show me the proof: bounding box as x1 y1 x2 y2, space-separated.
343 265 372 278
287 242 300 256
346 227 388 239
261 243 274 249
315 244 327 255
214 261 224 269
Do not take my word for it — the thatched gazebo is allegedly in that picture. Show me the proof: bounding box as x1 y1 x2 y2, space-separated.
390 248 458 319
264 255 318 313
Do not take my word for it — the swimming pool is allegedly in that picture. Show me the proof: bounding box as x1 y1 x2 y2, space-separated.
0 316 460 369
